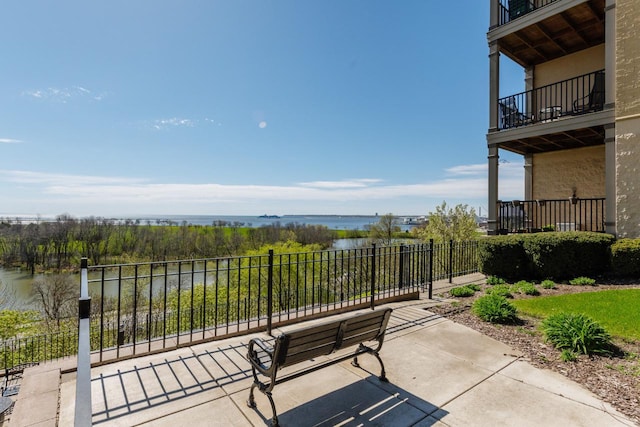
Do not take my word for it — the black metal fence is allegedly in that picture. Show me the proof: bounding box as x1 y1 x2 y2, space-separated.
498 0 559 26
1 241 480 369
498 198 606 233
499 70 605 130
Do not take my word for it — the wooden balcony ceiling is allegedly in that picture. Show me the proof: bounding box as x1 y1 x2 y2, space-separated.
501 0 605 67
501 125 604 154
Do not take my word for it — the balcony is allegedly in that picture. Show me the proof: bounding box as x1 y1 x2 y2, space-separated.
497 197 605 233
496 69 607 154
499 69 604 130
492 0 605 67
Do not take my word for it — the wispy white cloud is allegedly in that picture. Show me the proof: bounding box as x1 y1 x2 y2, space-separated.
0 138 22 144
0 161 523 215
146 117 222 130
446 164 486 175
299 179 382 189
22 86 107 103
0 170 145 186
152 117 195 130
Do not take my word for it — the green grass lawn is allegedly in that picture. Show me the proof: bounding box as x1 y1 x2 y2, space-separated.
513 289 640 341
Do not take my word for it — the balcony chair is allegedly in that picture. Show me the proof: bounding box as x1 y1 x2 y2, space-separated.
499 97 530 129
508 0 534 20
573 72 604 114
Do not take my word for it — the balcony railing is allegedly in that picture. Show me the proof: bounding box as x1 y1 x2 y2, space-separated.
498 0 559 26
498 197 605 233
499 69 604 130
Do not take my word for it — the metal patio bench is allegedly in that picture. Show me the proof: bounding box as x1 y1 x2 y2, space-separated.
246 307 393 426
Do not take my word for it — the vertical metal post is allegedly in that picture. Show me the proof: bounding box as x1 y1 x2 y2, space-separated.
75 257 92 426
267 250 274 335
428 239 434 299
398 245 405 289
448 240 454 283
370 244 376 310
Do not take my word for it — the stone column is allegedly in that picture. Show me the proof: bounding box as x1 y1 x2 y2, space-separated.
488 145 500 235
605 124 616 235
489 41 500 132
524 154 533 200
615 0 640 238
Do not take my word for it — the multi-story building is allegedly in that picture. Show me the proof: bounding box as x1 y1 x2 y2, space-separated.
486 0 639 237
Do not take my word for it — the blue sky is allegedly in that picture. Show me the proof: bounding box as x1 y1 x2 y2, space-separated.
1 1 525 218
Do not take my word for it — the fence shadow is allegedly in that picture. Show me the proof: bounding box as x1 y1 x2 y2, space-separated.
91 342 254 424
273 377 447 427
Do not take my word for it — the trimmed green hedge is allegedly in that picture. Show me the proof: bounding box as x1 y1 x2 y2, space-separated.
524 232 614 279
477 235 529 281
479 232 615 280
611 238 640 277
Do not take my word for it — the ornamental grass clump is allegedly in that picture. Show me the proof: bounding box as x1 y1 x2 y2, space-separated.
511 280 540 296
541 312 612 356
540 279 556 289
485 284 513 298
449 286 476 297
569 276 596 286
472 294 518 324
486 276 506 286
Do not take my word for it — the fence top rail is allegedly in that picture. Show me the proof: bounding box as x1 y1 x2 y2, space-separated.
499 198 605 203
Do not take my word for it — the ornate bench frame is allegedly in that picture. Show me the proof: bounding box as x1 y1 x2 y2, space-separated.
246 308 393 426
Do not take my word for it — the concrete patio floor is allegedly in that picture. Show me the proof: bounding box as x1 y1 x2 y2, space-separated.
9 276 639 426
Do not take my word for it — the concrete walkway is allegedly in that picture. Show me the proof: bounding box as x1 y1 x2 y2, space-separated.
10 275 638 426
52 304 635 425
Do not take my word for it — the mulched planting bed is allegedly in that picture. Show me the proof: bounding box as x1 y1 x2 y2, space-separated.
430 280 640 425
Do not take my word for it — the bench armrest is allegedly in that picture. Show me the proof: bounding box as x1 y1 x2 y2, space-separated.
247 338 276 376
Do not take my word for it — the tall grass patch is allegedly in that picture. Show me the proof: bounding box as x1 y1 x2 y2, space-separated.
542 313 612 356
513 289 640 341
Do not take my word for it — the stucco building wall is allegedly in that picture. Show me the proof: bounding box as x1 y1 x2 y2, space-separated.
532 146 605 200
534 45 605 88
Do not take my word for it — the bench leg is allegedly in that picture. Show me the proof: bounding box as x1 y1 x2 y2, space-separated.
351 345 388 382
247 382 257 408
266 391 279 427
373 352 388 382
247 382 280 426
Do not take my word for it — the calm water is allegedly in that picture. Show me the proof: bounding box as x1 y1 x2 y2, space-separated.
1 214 418 231
122 214 409 230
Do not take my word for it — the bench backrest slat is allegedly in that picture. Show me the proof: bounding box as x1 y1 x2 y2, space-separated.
276 308 392 368
277 322 342 367
341 310 391 348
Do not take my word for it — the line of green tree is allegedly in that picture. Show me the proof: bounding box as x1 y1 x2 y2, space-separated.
0 204 479 274
0 215 341 273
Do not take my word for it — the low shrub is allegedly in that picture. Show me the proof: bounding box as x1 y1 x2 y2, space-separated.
472 294 518 324
569 276 596 286
478 236 530 281
486 284 513 298
540 279 556 289
523 232 614 280
486 276 506 286
511 280 540 296
541 313 612 355
611 238 640 277
467 284 482 291
479 232 615 281
449 286 476 297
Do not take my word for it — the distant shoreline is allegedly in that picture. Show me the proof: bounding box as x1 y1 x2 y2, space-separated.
0 213 421 231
